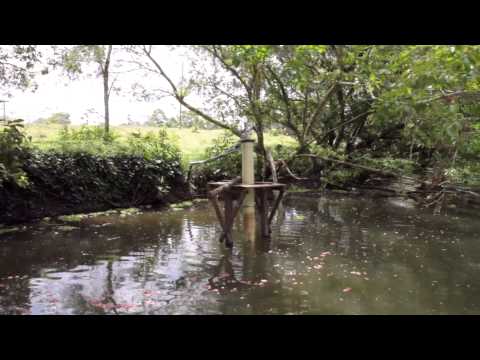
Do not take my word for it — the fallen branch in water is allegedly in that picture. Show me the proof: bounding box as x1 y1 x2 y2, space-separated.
277 160 307 181
442 185 480 198
295 154 416 181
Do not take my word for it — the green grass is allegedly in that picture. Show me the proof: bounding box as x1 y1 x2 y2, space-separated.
24 124 297 165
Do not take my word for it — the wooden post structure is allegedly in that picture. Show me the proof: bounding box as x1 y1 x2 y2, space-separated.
207 133 286 248
241 132 256 241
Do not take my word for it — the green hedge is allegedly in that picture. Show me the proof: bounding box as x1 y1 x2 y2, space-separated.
0 150 186 224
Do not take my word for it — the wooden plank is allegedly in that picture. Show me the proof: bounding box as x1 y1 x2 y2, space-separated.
209 176 242 197
233 183 286 189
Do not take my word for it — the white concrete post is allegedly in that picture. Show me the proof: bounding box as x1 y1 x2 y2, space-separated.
241 132 255 240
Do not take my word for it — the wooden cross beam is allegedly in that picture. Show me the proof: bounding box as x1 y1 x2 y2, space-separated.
208 180 286 247
209 189 246 248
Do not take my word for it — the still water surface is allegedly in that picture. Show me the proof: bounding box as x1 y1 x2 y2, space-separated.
1 194 479 315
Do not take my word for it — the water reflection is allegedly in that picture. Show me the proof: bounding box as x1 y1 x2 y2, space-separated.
1 195 480 314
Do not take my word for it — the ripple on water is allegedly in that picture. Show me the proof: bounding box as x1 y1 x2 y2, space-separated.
1 195 480 314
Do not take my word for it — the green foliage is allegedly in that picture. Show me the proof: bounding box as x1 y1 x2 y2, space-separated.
203 131 241 178
326 168 362 186
146 109 169 126
270 143 299 161
367 45 480 165
444 165 480 185
125 129 181 164
0 119 30 187
226 45 272 66
35 112 71 125
190 132 241 187
361 156 417 175
0 150 186 223
6 45 480 190
310 144 345 159
146 109 216 130
0 45 42 92
50 126 182 170
58 125 118 143
60 45 109 76
52 125 119 154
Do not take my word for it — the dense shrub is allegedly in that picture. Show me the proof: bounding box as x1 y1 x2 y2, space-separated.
0 120 30 187
58 125 118 143
0 150 186 224
444 165 480 185
191 132 242 188
361 156 417 175
46 127 182 165
190 131 310 188
0 126 186 224
125 129 181 164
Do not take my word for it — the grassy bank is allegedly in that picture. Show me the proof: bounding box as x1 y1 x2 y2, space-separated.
24 124 297 165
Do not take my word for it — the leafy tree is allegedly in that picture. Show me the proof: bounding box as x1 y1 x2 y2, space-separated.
146 108 169 126
0 45 43 96
363 45 480 167
129 45 276 176
128 45 243 136
35 112 71 125
130 45 480 183
58 45 119 138
0 119 30 187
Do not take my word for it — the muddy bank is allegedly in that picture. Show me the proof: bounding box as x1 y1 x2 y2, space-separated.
0 151 189 225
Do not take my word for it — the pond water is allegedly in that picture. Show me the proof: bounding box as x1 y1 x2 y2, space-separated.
1 194 480 315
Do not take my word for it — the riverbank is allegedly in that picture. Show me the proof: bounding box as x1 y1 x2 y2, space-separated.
0 150 189 225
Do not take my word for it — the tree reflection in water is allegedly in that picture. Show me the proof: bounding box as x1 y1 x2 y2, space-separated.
1 196 480 314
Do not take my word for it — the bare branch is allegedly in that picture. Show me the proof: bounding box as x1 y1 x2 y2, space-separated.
303 82 337 139
141 46 241 136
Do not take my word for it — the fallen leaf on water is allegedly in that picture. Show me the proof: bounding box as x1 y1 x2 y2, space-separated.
116 303 137 310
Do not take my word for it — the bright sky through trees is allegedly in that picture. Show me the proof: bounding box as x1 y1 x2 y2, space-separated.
2 46 200 124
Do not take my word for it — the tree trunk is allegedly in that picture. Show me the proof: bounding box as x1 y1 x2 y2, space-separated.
255 124 266 181
103 45 113 139
333 86 345 149
103 75 110 136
